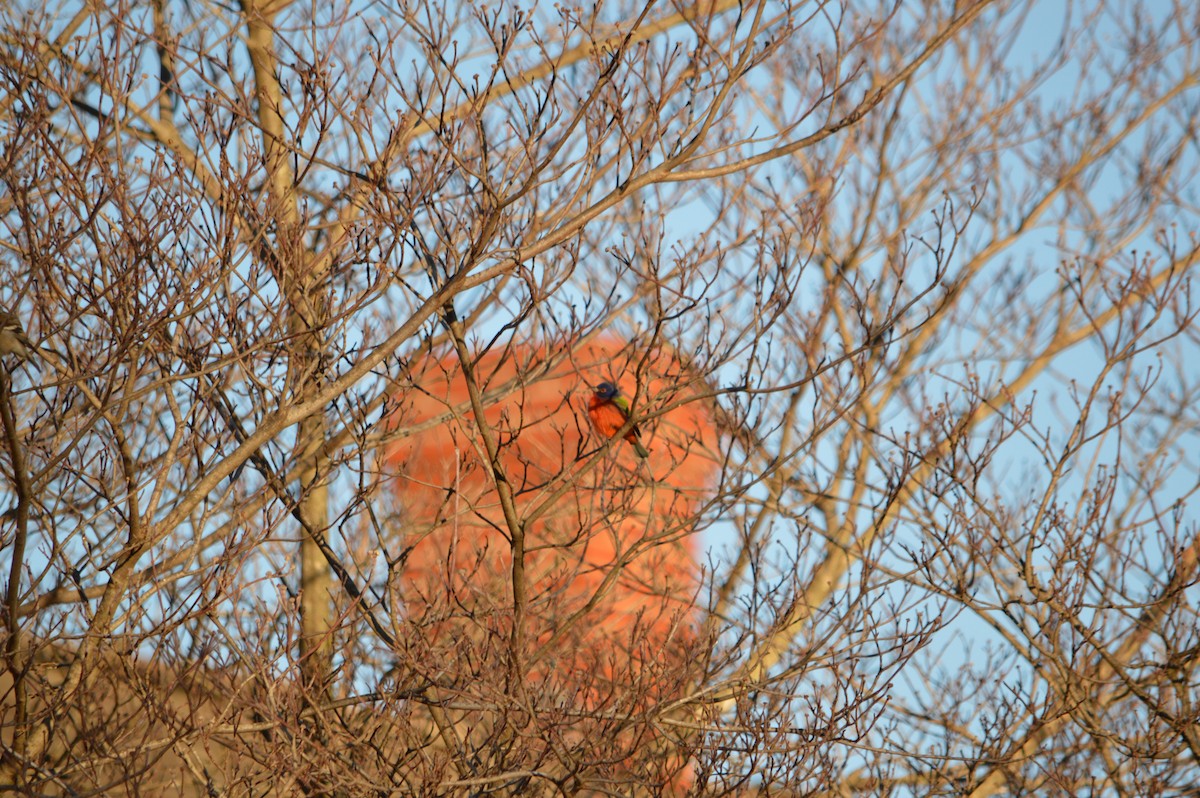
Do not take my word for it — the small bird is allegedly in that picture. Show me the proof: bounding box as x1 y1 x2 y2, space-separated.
0 309 35 361
587 381 650 458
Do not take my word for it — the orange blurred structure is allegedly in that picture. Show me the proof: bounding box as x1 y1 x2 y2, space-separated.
381 333 720 787
384 333 715 787
382 336 718 785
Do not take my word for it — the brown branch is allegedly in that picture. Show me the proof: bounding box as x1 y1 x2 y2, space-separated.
0 367 34 785
737 249 1198 688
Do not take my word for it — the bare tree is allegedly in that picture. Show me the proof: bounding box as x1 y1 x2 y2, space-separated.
1 0 1198 794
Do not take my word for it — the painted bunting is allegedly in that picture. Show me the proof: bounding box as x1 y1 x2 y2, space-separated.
588 381 650 458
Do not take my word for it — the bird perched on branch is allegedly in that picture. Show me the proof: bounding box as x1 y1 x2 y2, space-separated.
0 309 35 361
588 381 650 458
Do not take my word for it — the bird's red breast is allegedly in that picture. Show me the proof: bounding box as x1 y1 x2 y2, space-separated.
586 396 622 436
588 394 643 444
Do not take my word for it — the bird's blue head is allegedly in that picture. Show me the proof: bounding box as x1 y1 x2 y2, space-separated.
594 381 619 399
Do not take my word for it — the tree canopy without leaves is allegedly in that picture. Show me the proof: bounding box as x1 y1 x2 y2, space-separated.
2 0 1199 794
